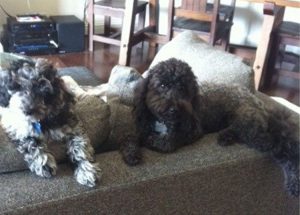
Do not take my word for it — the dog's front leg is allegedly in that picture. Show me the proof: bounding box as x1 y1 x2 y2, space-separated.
0 106 57 178
66 132 102 187
119 134 141 166
279 159 299 197
217 126 237 146
146 133 177 153
15 137 57 178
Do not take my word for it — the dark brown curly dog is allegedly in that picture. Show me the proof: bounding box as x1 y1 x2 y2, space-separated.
120 58 203 165
120 58 299 197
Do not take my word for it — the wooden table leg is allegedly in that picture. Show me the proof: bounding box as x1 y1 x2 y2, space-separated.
88 0 94 52
119 0 137 66
147 0 159 60
253 2 285 90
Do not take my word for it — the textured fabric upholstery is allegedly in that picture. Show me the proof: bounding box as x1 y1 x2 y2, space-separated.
1 135 298 214
0 32 299 214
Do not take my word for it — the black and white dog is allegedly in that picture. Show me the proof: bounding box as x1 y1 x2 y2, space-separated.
0 58 101 187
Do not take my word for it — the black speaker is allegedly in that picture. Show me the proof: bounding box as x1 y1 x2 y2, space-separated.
50 15 84 53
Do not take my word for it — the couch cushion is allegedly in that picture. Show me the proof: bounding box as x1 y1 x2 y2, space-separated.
148 31 255 92
1 134 298 214
66 65 142 106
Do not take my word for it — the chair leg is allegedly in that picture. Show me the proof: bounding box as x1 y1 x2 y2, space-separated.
88 0 94 52
104 16 111 36
137 9 146 51
148 42 158 61
137 10 146 31
218 30 231 51
224 29 232 51
264 35 281 89
118 0 137 66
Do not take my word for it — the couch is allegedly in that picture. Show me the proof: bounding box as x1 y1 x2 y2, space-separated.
0 31 299 215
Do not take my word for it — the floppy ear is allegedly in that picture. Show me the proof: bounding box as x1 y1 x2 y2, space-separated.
0 71 13 106
7 71 21 91
133 74 154 142
184 68 204 139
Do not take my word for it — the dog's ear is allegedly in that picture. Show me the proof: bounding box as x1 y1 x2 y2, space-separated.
133 75 150 119
35 58 58 81
7 71 25 92
133 75 153 141
33 78 54 96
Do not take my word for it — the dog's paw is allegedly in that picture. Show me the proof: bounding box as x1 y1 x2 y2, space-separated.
253 140 274 152
122 153 141 166
120 137 142 166
285 176 299 197
217 131 235 146
146 135 177 153
75 161 102 187
27 152 57 178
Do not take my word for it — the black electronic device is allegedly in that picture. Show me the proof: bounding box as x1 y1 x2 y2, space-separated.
50 15 84 53
9 43 57 55
7 15 55 33
8 30 57 45
5 15 58 55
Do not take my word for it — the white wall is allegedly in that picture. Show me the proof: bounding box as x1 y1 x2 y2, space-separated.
231 1 300 47
0 0 299 49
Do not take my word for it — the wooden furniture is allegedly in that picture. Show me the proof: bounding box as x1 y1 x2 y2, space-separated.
167 0 236 50
266 21 300 87
143 0 171 44
241 0 300 90
88 0 148 66
136 0 176 60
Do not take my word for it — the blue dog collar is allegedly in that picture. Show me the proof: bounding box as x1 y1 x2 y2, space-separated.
32 122 42 135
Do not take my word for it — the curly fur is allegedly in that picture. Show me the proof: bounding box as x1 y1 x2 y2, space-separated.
127 58 299 197
119 58 203 165
0 58 101 187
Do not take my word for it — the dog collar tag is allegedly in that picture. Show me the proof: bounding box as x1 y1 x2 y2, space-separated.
32 122 42 135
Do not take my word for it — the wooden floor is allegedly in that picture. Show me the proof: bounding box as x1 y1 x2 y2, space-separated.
41 42 299 106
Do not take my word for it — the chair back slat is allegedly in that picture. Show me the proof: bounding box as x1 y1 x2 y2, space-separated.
175 0 216 21
193 0 200 11
186 0 195 10
199 0 207 13
175 8 213 21
181 0 188 9
167 0 236 50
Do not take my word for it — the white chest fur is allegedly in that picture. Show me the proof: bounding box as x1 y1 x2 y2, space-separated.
154 121 168 135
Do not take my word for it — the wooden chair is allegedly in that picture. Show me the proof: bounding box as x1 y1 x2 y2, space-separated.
167 0 236 51
141 0 176 59
265 21 300 87
88 0 148 66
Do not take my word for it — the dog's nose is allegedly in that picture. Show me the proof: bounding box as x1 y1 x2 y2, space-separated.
168 107 177 115
38 79 54 95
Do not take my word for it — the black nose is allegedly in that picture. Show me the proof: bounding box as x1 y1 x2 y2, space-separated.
38 79 54 95
169 107 177 115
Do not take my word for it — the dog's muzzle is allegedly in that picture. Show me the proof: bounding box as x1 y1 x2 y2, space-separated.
167 106 178 116
161 100 192 121
37 78 54 96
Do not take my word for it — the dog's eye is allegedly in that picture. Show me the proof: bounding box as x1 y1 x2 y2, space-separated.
160 84 166 89
177 84 184 91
